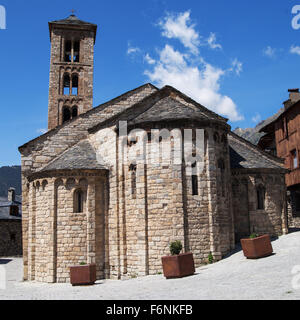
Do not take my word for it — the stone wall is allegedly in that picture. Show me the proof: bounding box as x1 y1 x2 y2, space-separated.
20 84 157 281
0 220 22 257
232 170 288 240
205 128 234 260
34 180 52 282
141 139 185 275
55 178 88 282
89 122 234 279
26 172 107 283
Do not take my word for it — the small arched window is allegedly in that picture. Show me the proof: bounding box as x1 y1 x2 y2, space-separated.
74 189 84 213
257 185 265 210
63 106 71 123
221 134 227 145
214 132 220 143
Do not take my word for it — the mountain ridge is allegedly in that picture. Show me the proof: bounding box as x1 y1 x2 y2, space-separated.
233 108 284 145
0 165 21 197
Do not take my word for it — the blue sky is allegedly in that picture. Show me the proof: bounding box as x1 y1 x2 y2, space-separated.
1 0 300 166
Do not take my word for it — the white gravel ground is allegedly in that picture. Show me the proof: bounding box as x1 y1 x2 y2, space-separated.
1 231 300 300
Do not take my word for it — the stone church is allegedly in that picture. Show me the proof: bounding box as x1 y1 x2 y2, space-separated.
19 14 288 283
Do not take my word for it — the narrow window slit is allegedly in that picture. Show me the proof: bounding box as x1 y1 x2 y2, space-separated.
129 164 137 199
192 162 198 196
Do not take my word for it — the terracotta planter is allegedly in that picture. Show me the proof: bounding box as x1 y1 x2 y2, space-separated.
240 234 273 259
161 252 195 279
70 264 96 286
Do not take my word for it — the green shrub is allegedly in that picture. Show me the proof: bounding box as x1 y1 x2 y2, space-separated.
79 262 87 265
208 252 213 264
249 233 259 239
169 240 183 255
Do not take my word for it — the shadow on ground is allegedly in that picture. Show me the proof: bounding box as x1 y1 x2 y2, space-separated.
270 236 279 242
0 259 12 265
288 228 300 234
222 243 243 260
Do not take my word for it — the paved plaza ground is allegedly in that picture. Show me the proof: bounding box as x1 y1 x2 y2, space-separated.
1 231 300 300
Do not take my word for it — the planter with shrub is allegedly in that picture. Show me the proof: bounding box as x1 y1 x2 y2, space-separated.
240 233 273 259
69 262 96 286
161 241 195 279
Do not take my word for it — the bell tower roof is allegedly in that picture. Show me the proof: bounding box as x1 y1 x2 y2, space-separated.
49 14 97 42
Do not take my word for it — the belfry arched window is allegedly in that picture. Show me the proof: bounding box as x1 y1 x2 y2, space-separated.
73 41 80 62
72 74 78 95
62 105 79 123
62 73 79 96
63 106 71 123
72 106 78 118
64 40 72 62
64 39 80 63
63 74 70 95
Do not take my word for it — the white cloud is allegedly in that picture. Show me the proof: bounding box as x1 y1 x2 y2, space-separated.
207 33 222 50
144 53 156 65
37 128 47 134
145 45 244 122
159 44 187 66
252 113 261 123
263 46 276 58
141 10 244 122
230 58 243 76
290 45 300 56
159 11 200 54
127 42 141 55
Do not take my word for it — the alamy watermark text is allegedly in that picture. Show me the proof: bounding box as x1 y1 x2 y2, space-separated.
0 5 6 30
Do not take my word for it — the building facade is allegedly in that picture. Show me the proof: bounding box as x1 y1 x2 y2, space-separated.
0 188 22 257
19 15 288 283
259 89 300 228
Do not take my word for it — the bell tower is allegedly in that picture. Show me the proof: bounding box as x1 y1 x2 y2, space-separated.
48 14 97 130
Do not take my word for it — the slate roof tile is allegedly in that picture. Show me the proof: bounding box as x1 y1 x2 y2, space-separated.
49 14 97 27
0 197 22 220
41 140 108 171
228 132 285 170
